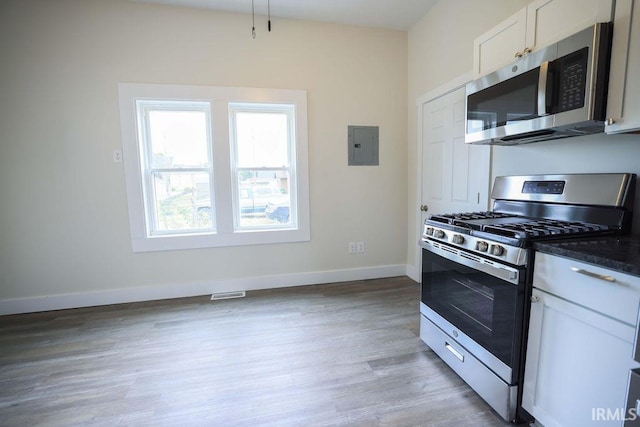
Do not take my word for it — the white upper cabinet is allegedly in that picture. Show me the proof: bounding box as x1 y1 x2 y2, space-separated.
473 8 527 77
525 0 614 52
473 0 614 78
606 0 640 133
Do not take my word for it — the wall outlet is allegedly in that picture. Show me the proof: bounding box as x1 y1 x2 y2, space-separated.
356 241 365 253
348 242 357 254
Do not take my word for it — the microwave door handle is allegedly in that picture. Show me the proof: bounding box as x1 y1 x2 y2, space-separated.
538 61 549 116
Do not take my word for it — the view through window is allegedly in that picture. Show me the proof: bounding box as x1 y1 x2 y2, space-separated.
140 103 214 234
230 104 296 230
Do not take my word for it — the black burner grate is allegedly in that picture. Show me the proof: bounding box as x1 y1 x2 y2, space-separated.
483 220 609 239
429 211 515 224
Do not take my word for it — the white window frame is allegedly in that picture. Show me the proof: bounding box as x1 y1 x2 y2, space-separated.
118 83 310 252
228 102 298 231
137 100 215 236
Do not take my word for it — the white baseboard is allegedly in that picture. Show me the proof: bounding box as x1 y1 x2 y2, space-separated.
405 264 420 283
0 264 408 315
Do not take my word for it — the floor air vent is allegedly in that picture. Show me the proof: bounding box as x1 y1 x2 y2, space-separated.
211 291 246 301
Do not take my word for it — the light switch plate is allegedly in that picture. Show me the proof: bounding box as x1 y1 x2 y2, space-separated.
113 150 122 163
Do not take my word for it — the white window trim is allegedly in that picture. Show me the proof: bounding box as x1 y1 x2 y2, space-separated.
137 100 215 236
228 102 298 232
118 83 310 252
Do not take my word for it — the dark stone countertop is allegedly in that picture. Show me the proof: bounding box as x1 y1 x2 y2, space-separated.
534 235 640 278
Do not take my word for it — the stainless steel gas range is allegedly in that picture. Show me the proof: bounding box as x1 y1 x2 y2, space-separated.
419 173 636 423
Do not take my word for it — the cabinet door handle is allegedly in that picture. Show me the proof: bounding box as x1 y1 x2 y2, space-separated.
514 51 523 58
445 342 464 362
570 267 616 283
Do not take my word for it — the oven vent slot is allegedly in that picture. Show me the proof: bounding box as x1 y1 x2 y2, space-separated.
459 251 483 263
437 243 458 255
432 241 460 255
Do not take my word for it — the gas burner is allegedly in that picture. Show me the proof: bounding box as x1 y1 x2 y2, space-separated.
484 220 610 239
429 211 516 225
427 211 615 242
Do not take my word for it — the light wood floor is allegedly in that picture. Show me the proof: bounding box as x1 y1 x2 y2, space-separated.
0 277 512 426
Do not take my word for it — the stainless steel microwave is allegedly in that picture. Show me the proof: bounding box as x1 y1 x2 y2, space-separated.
465 22 613 145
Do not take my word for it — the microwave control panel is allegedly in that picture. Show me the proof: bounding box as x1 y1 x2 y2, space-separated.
554 47 588 113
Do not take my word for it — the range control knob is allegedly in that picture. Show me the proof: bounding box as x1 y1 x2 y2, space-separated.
425 227 434 236
490 244 505 256
434 229 446 239
452 234 465 244
476 241 489 252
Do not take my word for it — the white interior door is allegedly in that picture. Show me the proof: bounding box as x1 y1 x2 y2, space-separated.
420 86 491 223
410 79 491 282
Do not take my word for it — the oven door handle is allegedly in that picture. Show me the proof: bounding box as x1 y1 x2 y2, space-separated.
420 240 520 285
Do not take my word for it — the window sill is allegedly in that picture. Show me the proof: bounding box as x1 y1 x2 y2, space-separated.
131 228 310 252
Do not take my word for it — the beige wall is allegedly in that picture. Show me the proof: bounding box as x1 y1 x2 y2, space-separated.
0 0 408 307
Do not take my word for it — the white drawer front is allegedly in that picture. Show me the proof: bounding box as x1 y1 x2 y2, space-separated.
534 252 640 325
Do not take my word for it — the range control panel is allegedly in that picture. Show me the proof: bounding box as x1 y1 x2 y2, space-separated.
522 180 565 194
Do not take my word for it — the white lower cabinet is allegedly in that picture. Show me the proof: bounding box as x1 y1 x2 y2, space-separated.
524 253 640 427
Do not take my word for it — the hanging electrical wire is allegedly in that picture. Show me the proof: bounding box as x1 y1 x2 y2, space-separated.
250 0 272 38
251 0 256 38
268 0 271 32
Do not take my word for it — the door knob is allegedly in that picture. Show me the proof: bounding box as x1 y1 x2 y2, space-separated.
420 205 429 212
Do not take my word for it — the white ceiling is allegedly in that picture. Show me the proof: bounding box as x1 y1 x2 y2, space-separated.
130 0 439 30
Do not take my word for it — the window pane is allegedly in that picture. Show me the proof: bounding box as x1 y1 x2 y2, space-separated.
148 110 209 168
150 171 214 232
236 171 291 228
235 112 289 168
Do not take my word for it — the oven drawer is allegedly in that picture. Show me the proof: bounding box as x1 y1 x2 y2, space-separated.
420 314 517 421
533 252 640 325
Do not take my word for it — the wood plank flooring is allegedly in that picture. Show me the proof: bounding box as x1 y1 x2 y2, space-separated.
0 277 512 426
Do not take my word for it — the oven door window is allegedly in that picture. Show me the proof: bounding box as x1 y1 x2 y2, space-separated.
421 249 524 367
